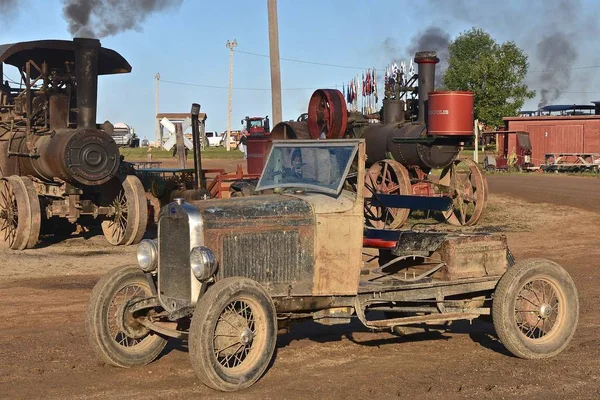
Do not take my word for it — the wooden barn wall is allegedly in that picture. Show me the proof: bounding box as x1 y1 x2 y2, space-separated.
505 118 600 166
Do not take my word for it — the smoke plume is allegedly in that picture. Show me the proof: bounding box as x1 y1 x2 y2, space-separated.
536 33 577 108
407 27 451 86
383 0 600 109
62 0 183 38
0 0 18 16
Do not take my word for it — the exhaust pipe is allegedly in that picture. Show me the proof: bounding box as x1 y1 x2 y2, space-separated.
74 38 100 129
414 51 439 124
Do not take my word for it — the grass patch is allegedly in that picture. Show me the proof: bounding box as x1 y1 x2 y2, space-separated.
120 146 244 161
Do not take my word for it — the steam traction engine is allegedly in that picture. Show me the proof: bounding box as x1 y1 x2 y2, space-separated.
273 51 487 229
0 38 147 249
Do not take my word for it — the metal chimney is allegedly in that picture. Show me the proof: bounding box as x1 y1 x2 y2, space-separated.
414 51 439 124
74 38 100 129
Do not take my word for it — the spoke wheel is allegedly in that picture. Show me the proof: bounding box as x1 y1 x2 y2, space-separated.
0 176 40 250
364 160 411 229
493 259 578 359
440 158 488 226
189 277 277 392
86 266 167 367
101 175 148 245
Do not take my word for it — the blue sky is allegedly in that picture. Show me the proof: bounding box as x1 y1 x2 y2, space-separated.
2 0 600 140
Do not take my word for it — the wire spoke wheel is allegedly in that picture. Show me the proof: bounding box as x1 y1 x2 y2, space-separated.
364 160 411 229
101 175 147 246
86 266 167 367
213 300 258 370
514 279 562 340
493 259 578 359
440 158 488 226
189 278 277 392
0 176 40 250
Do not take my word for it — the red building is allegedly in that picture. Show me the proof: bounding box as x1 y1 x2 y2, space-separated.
501 115 600 167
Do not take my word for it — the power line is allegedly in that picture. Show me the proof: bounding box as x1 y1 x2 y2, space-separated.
160 78 340 91
529 65 600 73
235 49 384 71
235 48 600 74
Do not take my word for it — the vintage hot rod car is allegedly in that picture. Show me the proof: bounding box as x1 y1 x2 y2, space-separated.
86 139 578 392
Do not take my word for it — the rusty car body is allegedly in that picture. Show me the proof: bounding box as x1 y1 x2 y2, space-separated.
86 139 579 392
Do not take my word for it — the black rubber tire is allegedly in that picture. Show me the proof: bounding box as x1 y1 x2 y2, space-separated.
86 266 167 368
189 277 277 392
492 258 578 359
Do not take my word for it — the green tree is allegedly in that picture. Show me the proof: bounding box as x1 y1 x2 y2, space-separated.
442 28 535 128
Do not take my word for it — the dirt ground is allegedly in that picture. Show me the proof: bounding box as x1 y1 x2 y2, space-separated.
1 167 599 399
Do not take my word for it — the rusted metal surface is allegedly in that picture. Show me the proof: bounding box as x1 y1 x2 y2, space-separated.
363 123 460 170
74 38 100 129
439 158 488 226
0 176 40 249
307 89 348 139
14 128 120 186
0 38 144 247
438 234 508 280
194 195 315 296
0 39 131 74
270 121 311 140
364 159 411 229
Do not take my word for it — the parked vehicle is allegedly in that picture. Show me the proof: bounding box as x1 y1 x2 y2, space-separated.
205 131 221 147
87 139 579 392
242 115 270 137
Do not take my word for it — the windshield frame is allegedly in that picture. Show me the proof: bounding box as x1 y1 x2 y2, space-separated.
256 139 360 195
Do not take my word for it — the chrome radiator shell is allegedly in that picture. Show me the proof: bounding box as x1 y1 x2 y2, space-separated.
157 201 203 312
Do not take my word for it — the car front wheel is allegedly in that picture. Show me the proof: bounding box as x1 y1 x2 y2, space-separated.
86 266 167 367
189 277 277 391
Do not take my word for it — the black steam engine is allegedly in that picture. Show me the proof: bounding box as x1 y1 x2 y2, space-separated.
271 51 488 229
0 38 146 249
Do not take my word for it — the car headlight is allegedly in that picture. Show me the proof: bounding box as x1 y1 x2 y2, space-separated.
137 239 158 272
190 246 218 281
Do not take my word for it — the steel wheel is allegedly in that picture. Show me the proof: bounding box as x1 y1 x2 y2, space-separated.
440 158 488 226
493 259 578 359
0 176 40 250
102 175 148 245
86 266 167 367
364 160 411 229
189 277 277 392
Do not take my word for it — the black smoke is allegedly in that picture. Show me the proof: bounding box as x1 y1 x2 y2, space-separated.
407 26 451 86
0 0 18 14
536 33 577 108
398 0 600 109
62 0 183 38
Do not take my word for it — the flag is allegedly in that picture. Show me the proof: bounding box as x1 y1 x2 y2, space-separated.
374 68 378 103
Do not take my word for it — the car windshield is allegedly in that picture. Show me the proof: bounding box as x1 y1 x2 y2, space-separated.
256 140 359 195
249 120 263 128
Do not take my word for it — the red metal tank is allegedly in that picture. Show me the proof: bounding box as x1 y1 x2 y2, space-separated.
427 91 474 136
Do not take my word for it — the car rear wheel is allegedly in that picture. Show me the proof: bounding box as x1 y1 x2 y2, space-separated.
492 258 578 359
86 266 167 367
189 277 277 391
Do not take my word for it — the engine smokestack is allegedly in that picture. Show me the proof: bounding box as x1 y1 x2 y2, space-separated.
74 37 100 129
414 51 439 124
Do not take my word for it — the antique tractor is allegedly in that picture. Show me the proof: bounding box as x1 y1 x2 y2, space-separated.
86 139 578 392
0 38 147 249
271 51 487 229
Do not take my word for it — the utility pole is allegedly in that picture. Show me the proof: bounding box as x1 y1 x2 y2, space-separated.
226 39 237 151
267 0 282 125
155 72 160 147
